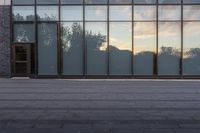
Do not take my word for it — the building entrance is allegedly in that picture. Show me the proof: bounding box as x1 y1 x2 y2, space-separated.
13 44 31 77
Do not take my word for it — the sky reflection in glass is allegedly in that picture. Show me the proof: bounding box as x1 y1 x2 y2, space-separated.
110 6 132 21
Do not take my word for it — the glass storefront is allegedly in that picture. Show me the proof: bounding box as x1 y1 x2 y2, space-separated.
11 0 200 77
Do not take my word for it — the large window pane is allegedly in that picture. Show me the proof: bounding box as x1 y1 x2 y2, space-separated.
134 22 156 75
13 0 34 5
183 22 200 75
110 6 132 21
85 0 107 4
158 6 181 20
37 0 58 4
85 6 107 21
62 22 83 75
37 6 58 21
184 5 200 20
13 6 35 21
134 0 156 4
61 6 83 21
61 0 83 4
134 6 156 21
38 23 57 75
109 22 132 75
158 0 181 4
85 22 108 75
110 0 132 4
183 0 200 4
158 22 181 75
14 24 35 42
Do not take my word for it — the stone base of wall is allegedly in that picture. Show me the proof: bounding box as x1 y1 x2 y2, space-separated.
0 6 11 77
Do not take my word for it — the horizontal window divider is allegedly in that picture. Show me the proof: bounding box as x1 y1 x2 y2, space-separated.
60 21 83 22
158 20 182 22
12 4 200 6
133 20 157 22
84 21 108 22
109 21 133 22
182 20 200 22
13 21 35 23
36 21 58 23
12 4 35 6
35 4 59 6
13 42 35 44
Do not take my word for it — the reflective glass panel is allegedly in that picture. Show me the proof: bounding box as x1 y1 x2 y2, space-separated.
183 0 200 4
61 0 83 4
158 6 181 20
38 23 57 75
14 24 35 42
85 22 108 75
184 6 200 20
158 0 181 4
134 22 156 75
61 6 83 21
62 22 83 75
109 22 132 75
134 6 156 21
37 6 58 21
134 0 156 4
13 0 34 5
110 6 132 21
85 6 107 21
158 22 181 75
13 6 35 21
85 0 107 4
110 0 132 4
183 22 200 75
37 0 58 4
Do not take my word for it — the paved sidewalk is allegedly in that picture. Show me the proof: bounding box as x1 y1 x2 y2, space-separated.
0 79 200 133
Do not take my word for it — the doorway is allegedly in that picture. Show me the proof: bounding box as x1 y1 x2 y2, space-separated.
13 44 31 76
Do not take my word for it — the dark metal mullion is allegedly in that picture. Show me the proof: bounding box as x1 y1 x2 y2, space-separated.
132 3 134 77
107 0 110 77
58 0 62 76
10 0 14 77
34 0 38 76
83 0 86 77
156 0 159 77
180 0 183 77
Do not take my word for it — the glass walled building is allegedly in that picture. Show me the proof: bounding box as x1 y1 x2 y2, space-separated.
2 0 200 78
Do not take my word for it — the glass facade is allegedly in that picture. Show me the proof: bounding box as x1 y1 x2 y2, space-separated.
11 0 200 77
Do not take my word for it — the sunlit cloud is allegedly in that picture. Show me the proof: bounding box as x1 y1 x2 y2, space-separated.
184 5 200 20
159 5 181 20
134 6 156 20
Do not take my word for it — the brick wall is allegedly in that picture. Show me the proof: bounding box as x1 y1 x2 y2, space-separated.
0 6 11 77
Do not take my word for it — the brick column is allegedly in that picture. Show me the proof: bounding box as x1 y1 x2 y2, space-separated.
0 6 11 77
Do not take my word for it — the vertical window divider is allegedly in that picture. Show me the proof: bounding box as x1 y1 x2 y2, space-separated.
156 0 159 77
10 0 14 77
83 0 86 78
132 1 134 77
35 0 38 76
58 0 62 77
107 0 110 78
180 0 183 78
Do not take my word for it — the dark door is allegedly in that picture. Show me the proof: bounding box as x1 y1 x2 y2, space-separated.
13 44 31 76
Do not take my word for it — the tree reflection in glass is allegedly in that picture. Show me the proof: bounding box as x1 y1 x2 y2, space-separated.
61 22 84 75
134 22 156 75
109 22 132 75
13 6 35 21
183 22 200 75
158 22 181 75
85 22 108 75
